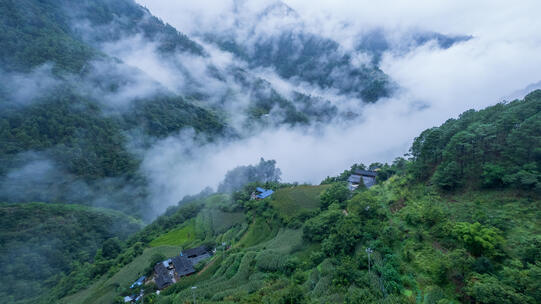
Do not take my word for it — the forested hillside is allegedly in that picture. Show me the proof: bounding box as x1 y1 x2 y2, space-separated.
0 203 143 304
0 0 230 216
1 1 539 303
0 0 203 72
58 92 540 304
0 0 398 216
409 90 541 192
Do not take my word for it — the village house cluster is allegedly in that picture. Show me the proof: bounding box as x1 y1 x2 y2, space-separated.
154 245 212 289
347 169 377 190
124 245 214 303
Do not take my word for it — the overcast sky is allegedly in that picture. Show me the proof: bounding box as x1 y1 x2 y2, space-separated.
133 0 541 211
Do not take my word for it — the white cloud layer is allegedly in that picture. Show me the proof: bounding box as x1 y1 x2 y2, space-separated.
133 0 541 212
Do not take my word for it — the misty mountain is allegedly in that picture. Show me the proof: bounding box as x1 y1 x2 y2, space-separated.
0 0 229 217
356 28 472 64
53 91 541 304
0 0 480 219
202 1 393 102
0 1 540 303
0 0 393 217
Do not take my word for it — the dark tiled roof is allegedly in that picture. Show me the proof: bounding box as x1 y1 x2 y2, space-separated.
154 263 173 289
172 255 195 277
348 175 361 183
353 169 377 177
182 246 209 258
188 252 211 266
362 176 376 188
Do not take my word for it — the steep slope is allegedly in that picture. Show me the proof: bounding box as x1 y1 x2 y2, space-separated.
63 90 540 304
0 0 228 216
203 1 392 102
0 202 143 304
0 0 203 73
409 90 541 191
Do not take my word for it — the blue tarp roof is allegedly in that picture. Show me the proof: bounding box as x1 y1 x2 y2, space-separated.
256 189 274 199
256 187 266 192
130 276 146 288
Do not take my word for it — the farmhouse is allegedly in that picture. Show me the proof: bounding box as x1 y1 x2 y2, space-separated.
183 245 212 265
154 259 176 289
153 245 213 290
251 187 274 200
348 169 377 190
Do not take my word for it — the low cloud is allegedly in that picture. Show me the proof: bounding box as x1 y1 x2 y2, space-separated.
0 64 61 106
0 152 151 219
132 0 541 215
141 94 430 213
4 1 541 218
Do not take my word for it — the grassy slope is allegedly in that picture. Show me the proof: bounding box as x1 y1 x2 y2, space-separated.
62 180 541 303
63 185 320 303
149 220 196 247
62 245 182 304
370 177 541 301
0 202 143 304
156 185 326 302
62 193 249 303
270 185 330 222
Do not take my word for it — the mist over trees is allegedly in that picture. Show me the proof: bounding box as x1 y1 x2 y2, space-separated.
218 158 282 193
409 90 541 192
1 0 540 303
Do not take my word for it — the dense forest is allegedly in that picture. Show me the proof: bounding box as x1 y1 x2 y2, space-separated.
409 90 541 192
0 0 392 216
0 0 203 73
206 30 392 102
0 0 232 216
42 91 540 304
0 203 142 304
1 0 540 303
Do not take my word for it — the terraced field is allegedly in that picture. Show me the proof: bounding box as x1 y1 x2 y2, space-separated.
62 245 182 304
149 220 196 247
63 185 331 303
270 185 330 222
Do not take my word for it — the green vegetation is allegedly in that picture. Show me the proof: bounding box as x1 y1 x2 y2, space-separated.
410 90 541 192
149 220 196 247
0 203 143 304
0 0 227 216
60 183 540 304
61 245 182 304
61 91 540 304
1 0 540 301
270 184 330 223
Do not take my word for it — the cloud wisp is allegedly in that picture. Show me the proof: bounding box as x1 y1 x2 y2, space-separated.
129 0 541 214
4 0 541 217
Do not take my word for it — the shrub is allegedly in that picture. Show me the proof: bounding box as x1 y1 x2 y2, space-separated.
320 182 350 209
451 222 504 257
255 250 287 272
